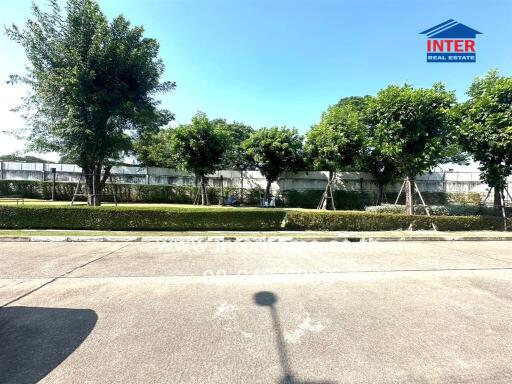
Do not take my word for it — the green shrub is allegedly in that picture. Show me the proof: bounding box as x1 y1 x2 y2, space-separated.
365 204 511 217
448 192 482 205
0 205 505 231
286 210 410 231
365 204 406 215
0 180 502 220
285 210 505 231
0 180 266 205
281 189 374 209
0 206 286 231
386 191 448 205
0 180 47 199
429 215 506 231
0 180 376 208
283 190 449 208
384 191 482 206
428 204 481 216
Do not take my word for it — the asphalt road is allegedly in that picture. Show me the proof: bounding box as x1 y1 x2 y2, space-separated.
1 241 512 384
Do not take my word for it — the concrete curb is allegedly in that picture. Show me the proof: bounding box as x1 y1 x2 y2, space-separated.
1 235 512 242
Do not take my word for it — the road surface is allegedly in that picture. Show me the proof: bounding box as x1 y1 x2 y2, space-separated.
1 241 512 383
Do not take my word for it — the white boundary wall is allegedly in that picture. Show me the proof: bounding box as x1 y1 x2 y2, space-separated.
0 161 509 196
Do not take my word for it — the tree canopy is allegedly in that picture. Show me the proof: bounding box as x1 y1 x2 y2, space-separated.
350 97 401 204
304 103 365 173
335 95 372 110
170 112 228 177
6 0 174 204
0 154 49 163
169 112 229 204
366 83 456 213
457 70 512 207
243 127 303 200
366 83 456 178
133 129 177 168
216 121 254 171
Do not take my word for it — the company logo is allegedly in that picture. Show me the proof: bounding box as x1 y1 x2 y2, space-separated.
420 19 482 63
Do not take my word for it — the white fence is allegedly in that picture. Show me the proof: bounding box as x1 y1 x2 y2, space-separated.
0 161 508 197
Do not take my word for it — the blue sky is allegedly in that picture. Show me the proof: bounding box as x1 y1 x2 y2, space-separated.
1 0 511 159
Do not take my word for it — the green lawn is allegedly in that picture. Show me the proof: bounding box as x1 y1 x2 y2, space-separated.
0 198 312 211
0 199 258 209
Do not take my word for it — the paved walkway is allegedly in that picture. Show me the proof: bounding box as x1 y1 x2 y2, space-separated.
1 242 512 383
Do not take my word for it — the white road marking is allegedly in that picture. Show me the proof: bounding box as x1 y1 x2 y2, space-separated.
285 316 324 344
213 302 254 339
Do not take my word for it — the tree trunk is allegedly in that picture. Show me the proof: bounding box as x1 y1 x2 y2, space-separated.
100 165 112 187
84 165 112 206
328 170 334 210
85 169 102 206
494 186 503 215
376 182 385 206
320 170 335 210
266 179 272 204
492 185 508 230
240 170 244 204
200 175 209 205
201 176 205 205
405 175 415 215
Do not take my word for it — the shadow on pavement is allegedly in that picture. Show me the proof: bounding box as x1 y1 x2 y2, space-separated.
253 291 336 384
0 306 97 384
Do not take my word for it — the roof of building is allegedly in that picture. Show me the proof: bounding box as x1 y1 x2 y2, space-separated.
420 20 482 39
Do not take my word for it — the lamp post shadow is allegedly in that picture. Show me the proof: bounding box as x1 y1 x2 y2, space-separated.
253 291 336 384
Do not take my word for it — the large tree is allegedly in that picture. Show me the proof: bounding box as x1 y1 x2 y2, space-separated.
169 112 229 205
218 121 254 171
6 0 174 205
366 84 456 214
457 70 512 212
304 102 365 209
243 127 303 203
351 96 401 205
358 144 401 205
335 95 371 110
334 96 402 205
217 121 254 202
133 129 177 168
0 154 48 163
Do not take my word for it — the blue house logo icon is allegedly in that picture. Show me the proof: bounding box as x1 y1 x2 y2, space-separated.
420 20 482 62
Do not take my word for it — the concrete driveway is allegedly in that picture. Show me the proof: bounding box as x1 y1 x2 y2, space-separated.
1 241 512 383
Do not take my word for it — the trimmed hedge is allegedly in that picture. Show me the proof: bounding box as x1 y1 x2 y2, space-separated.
365 204 512 217
447 192 482 205
281 189 374 210
384 191 449 205
285 210 505 231
0 205 506 231
0 206 286 231
282 189 456 208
